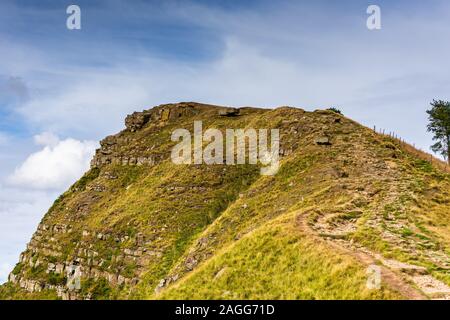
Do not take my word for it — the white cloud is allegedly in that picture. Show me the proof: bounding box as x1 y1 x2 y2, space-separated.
8 134 98 190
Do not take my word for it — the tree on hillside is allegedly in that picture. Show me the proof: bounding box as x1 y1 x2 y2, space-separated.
427 100 450 164
327 107 342 115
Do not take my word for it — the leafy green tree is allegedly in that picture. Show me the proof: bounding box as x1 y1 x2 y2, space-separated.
427 100 450 164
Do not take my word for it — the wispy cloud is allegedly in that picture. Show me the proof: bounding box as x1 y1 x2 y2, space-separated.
0 132 9 146
1 0 449 145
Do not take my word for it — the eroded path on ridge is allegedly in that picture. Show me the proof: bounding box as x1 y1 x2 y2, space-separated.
295 141 450 300
295 211 450 300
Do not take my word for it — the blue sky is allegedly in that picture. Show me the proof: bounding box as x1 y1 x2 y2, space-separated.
1 0 450 283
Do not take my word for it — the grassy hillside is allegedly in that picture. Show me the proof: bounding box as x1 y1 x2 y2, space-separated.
157 211 401 300
1 102 449 300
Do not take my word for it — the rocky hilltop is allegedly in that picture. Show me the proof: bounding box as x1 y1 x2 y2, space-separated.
1 102 449 300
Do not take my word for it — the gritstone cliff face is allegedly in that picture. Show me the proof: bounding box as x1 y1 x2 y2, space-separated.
1 102 449 300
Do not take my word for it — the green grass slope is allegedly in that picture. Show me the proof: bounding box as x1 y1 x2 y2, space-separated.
157 212 401 300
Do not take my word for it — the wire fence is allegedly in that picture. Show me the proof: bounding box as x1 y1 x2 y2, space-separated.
372 125 450 174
